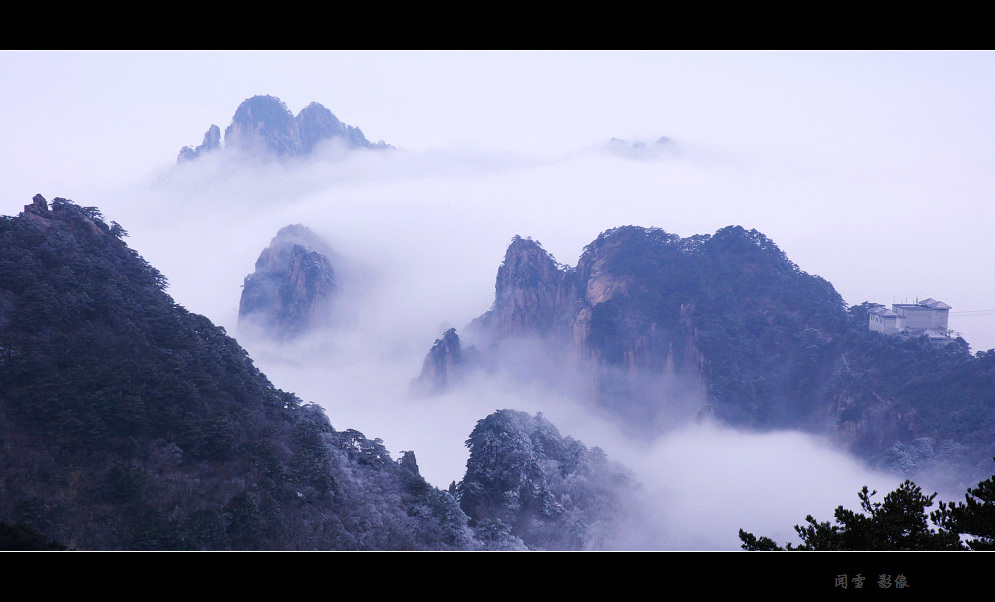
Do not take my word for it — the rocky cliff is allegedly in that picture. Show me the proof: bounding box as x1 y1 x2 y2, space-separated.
239 225 336 339
178 95 391 163
177 124 221 162
420 228 900 437
483 236 577 339
420 224 995 480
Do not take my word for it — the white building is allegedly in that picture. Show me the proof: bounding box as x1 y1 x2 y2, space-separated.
868 305 903 334
868 298 952 342
892 298 950 332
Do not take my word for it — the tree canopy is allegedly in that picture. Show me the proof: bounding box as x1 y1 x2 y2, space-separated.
930 463 995 550
741 461 995 550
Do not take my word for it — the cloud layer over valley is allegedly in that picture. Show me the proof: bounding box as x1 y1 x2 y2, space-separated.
2 51 992 549
96 143 942 549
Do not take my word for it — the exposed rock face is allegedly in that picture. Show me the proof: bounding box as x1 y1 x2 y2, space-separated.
296 102 380 154
829 390 917 458
421 225 852 434
225 96 301 156
424 224 995 479
178 95 392 163
485 236 576 339
239 225 335 339
398 450 420 476
22 194 53 230
412 328 479 393
177 124 221 162
26 193 48 214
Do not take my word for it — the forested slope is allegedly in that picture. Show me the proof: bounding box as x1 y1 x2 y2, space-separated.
0 196 473 550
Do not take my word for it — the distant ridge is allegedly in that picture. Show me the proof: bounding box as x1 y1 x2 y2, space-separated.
178 95 392 162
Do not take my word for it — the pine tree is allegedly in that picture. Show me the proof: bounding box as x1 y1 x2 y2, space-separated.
741 480 964 550
931 459 995 550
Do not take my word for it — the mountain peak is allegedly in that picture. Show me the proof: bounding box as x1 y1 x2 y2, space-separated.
489 236 573 338
412 328 479 394
239 225 336 339
178 94 392 163
420 224 851 432
224 95 301 157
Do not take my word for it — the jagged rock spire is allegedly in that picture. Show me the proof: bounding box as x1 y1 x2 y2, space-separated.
412 328 479 394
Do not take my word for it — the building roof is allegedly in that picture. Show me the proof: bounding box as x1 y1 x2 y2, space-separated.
893 298 951 311
918 298 951 310
904 327 953 341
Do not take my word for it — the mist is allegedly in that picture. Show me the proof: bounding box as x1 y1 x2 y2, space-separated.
82 142 960 550
2 51 992 549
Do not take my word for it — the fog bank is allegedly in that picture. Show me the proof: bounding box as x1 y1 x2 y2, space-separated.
75 143 972 549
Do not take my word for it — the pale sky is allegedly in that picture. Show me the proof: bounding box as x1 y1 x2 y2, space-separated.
1 51 991 548
3 51 992 348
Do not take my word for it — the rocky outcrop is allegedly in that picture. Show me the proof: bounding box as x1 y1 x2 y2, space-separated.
478 236 577 339
177 124 221 162
428 224 995 479
224 95 302 157
398 450 420 476
419 225 856 435
22 194 52 230
455 409 633 550
412 328 479 394
239 225 336 339
296 102 381 154
178 95 392 163
830 390 917 458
